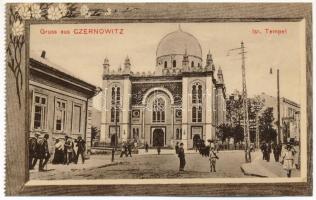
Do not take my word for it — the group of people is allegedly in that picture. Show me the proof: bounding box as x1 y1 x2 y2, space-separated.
29 133 86 172
52 135 86 165
175 140 219 173
29 133 50 171
120 141 135 157
260 141 297 177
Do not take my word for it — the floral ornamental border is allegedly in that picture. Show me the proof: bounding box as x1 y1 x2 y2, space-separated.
6 3 138 108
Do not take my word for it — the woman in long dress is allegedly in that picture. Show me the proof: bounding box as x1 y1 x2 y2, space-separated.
281 144 296 177
52 139 64 164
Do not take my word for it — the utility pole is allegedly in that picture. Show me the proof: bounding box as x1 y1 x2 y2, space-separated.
227 41 250 162
241 41 250 162
277 69 281 144
270 68 281 144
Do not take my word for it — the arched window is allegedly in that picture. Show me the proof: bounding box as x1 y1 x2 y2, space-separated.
173 60 176 68
192 106 197 122
192 82 202 104
192 85 197 103
152 98 165 123
111 85 120 122
192 82 203 122
197 106 202 122
176 128 182 140
191 61 194 68
180 128 182 139
164 61 167 68
133 128 139 139
198 85 202 103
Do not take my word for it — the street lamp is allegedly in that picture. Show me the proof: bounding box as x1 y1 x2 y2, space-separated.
270 68 281 145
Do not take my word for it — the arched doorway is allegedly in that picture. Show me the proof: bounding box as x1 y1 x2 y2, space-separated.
111 135 116 147
153 129 164 147
193 134 201 149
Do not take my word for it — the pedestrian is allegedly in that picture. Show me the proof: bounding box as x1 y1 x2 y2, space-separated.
178 143 186 171
134 140 138 153
52 138 64 164
260 142 267 160
157 145 161 155
245 145 252 163
175 142 179 154
281 143 296 177
29 132 41 170
127 142 132 157
145 142 149 152
265 142 272 162
273 142 281 162
37 134 50 171
120 142 126 157
209 147 219 172
75 136 86 164
215 140 219 153
64 136 73 165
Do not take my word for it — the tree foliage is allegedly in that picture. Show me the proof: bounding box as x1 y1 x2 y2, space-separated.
216 123 244 143
259 107 277 143
226 94 244 126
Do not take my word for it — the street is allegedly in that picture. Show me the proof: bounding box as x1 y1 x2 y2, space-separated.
30 150 248 180
30 150 300 180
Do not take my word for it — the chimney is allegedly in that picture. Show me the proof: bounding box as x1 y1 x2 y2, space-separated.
41 50 46 58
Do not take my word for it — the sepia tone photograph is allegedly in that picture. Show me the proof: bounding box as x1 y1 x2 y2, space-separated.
5 2 312 196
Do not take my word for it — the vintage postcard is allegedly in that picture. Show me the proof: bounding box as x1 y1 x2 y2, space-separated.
5 2 312 196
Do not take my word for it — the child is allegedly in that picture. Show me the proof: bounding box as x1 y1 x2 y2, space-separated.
209 147 219 172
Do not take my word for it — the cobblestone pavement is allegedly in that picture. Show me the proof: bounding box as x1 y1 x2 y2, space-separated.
30 150 248 180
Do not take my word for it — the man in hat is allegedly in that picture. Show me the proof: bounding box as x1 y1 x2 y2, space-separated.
29 132 41 170
178 143 186 171
38 133 50 171
64 135 74 165
209 146 219 172
75 136 86 164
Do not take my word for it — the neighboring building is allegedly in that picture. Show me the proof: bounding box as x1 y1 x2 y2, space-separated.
100 27 226 149
29 51 99 153
258 92 301 143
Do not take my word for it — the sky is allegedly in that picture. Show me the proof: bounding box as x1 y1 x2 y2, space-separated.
30 22 305 109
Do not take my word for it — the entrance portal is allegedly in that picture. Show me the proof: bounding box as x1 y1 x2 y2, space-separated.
153 129 164 147
111 135 116 147
193 134 201 149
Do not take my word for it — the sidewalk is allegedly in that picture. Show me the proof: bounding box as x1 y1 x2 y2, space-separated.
241 152 300 177
30 154 119 173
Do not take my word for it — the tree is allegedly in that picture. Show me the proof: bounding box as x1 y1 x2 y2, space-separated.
216 123 233 142
259 107 277 143
216 123 244 143
233 124 244 143
226 93 244 126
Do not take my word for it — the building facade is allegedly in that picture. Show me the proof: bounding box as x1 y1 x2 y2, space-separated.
100 27 226 149
258 93 301 143
29 51 99 153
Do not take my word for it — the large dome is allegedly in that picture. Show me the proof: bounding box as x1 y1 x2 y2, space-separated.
156 28 202 59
